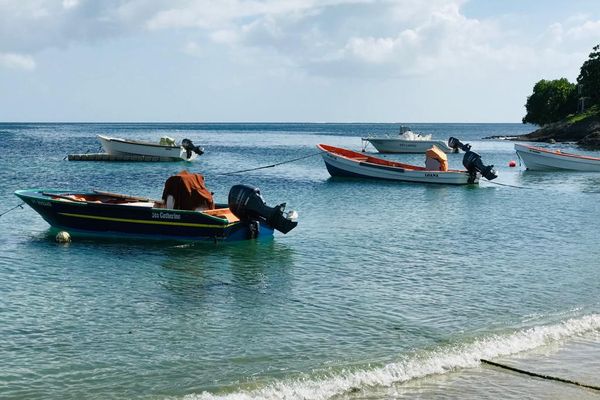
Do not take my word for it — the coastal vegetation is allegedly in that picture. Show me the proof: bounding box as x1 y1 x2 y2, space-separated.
519 44 600 147
522 78 577 126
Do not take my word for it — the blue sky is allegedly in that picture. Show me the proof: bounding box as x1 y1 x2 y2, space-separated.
1 0 599 122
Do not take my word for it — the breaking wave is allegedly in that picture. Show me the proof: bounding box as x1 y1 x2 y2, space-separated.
183 314 600 400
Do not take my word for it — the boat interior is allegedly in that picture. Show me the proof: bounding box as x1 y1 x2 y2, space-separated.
41 191 240 222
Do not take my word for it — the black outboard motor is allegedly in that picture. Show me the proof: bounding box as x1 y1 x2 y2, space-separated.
228 185 298 234
181 139 204 159
448 137 498 181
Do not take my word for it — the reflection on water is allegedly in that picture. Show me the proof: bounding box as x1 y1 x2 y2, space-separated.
517 169 600 193
159 240 296 302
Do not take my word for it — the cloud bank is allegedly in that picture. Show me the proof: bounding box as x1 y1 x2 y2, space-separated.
0 0 598 79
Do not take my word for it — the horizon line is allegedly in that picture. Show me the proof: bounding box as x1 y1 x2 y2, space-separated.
0 120 529 125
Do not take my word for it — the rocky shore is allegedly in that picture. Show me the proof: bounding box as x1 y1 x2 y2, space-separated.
487 112 600 149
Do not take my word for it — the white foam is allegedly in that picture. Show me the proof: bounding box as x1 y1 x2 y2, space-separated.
183 314 600 400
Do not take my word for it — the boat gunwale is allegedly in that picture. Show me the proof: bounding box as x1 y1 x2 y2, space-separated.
360 136 452 152
515 143 600 162
317 144 467 174
361 137 448 144
97 134 182 150
14 189 234 225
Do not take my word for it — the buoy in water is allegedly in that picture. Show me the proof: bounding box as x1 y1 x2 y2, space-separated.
508 160 517 167
56 231 71 243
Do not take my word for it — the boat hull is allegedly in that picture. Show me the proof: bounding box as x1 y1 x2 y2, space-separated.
515 144 600 171
364 138 451 153
15 189 272 242
318 145 477 185
98 135 194 161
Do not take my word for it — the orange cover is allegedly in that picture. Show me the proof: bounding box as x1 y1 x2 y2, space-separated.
425 146 448 171
162 171 215 210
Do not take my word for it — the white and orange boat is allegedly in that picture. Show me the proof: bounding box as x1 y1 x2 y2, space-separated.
318 144 483 185
515 143 600 171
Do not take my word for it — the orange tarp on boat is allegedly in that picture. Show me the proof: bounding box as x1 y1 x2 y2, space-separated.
162 170 215 210
425 145 448 171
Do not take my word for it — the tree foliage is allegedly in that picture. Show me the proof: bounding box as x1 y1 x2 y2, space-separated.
522 78 577 125
577 44 600 105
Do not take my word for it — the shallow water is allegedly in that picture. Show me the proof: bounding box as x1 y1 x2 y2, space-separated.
0 123 599 399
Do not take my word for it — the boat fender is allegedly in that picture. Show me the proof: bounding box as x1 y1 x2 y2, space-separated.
56 231 71 243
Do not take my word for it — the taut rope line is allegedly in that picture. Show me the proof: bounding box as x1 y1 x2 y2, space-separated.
481 359 600 392
0 202 24 218
218 151 322 175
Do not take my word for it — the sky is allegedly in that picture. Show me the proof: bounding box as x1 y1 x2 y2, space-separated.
0 0 599 123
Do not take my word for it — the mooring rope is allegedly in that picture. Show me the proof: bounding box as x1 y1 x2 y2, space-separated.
0 202 24 218
218 151 322 175
481 359 600 392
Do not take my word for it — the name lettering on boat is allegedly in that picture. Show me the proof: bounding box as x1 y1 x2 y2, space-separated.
152 212 182 220
424 173 439 177
32 199 52 207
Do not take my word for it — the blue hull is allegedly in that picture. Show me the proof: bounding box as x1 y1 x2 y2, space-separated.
15 189 274 242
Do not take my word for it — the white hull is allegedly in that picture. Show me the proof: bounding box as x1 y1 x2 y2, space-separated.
364 138 451 153
98 135 196 161
319 147 478 185
515 143 600 171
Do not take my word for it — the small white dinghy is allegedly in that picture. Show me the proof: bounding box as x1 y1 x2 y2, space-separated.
97 135 204 161
362 126 451 153
515 143 600 171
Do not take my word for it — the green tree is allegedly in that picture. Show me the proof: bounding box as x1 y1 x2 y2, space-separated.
522 78 577 125
577 44 600 105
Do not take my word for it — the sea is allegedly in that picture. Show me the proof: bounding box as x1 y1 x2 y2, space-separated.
0 123 599 400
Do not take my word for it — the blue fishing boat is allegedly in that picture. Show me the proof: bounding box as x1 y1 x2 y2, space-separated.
15 172 298 242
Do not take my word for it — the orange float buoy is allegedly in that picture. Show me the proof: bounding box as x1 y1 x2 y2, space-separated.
508 160 517 167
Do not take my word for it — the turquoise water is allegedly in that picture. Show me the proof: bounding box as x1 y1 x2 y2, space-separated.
1 123 599 399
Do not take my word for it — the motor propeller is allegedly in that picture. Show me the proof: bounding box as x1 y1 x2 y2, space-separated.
448 137 498 181
181 138 204 159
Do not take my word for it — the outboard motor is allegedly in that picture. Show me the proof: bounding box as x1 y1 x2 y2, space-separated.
448 137 498 181
228 185 298 234
181 138 204 159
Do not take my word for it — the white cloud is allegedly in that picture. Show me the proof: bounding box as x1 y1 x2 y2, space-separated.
62 0 79 9
0 0 155 53
0 0 598 81
182 41 202 57
0 52 36 70
210 29 239 45
564 19 600 40
144 0 363 30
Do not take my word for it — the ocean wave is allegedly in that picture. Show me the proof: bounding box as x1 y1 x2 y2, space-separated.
183 314 600 400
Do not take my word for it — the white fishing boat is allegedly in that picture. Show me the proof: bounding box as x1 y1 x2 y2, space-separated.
515 143 600 171
97 135 204 161
362 126 451 153
318 144 481 185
